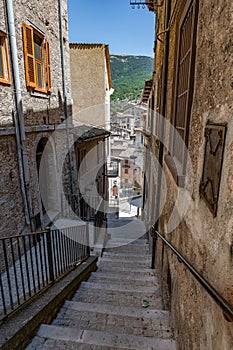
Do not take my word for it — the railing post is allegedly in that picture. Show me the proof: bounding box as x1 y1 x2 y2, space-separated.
46 228 54 283
151 226 158 269
86 223 90 257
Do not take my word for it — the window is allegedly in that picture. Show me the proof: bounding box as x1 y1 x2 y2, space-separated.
172 0 198 165
0 32 11 85
22 23 51 93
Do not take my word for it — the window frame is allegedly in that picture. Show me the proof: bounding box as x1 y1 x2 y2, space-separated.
165 0 199 186
22 23 51 94
0 31 11 85
171 0 199 169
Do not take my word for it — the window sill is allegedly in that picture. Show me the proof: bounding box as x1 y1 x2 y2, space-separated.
30 91 50 99
0 79 11 86
164 154 185 188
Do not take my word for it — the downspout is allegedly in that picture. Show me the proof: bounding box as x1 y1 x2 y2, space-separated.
5 0 32 226
151 0 171 268
58 0 75 209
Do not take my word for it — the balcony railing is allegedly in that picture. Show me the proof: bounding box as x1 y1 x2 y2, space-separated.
0 224 89 320
61 192 104 222
106 161 119 177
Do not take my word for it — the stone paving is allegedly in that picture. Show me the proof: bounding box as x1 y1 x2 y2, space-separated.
26 217 178 349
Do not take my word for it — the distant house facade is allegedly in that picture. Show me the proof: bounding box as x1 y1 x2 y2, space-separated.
69 43 113 130
110 102 145 200
69 43 113 247
0 0 74 236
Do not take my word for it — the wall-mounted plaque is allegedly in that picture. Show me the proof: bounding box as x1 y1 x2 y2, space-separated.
199 122 227 217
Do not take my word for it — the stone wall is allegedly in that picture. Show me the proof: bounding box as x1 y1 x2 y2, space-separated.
0 0 74 237
146 0 233 349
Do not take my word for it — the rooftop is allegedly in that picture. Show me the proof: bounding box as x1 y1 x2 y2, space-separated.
73 125 110 142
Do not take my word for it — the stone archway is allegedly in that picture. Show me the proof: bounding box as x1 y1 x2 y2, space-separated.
36 137 59 223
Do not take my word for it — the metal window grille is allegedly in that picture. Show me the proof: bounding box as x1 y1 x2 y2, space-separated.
172 0 198 166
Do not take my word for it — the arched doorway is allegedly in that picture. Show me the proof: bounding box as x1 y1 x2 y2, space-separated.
36 137 59 224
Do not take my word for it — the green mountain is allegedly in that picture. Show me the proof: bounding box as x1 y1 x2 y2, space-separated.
110 54 153 103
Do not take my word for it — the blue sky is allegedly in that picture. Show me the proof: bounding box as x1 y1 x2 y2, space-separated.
67 0 155 56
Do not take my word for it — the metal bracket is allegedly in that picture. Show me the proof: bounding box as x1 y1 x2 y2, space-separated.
130 1 163 9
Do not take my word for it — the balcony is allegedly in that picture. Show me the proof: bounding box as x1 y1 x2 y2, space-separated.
106 161 119 177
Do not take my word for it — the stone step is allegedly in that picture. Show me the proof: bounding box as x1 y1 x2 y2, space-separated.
98 259 150 269
89 272 158 287
97 265 156 277
73 286 163 309
63 301 170 323
36 324 177 350
100 255 150 260
52 304 172 338
80 281 159 294
104 248 150 254
54 300 170 329
27 336 124 350
90 271 157 281
102 252 151 260
104 244 149 253
105 240 149 246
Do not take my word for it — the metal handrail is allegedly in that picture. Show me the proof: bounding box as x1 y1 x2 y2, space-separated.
155 230 233 322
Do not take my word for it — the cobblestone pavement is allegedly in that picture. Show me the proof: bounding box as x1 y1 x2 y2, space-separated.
26 218 178 350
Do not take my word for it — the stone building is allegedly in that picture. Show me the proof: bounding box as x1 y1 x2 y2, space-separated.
0 0 74 236
69 43 113 248
142 0 233 349
69 43 113 130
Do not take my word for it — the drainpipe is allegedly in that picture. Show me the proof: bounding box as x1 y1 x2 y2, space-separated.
58 0 75 210
151 0 171 268
5 0 32 226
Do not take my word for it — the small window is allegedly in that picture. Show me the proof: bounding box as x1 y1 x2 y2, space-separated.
22 23 51 93
0 32 11 85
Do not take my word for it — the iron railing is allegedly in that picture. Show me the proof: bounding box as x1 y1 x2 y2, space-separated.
106 161 119 177
61 192 104 223
154 230 233 322
0 224 89 320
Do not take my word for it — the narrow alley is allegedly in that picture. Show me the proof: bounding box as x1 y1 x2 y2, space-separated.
0 0 233 349
26 213 177 350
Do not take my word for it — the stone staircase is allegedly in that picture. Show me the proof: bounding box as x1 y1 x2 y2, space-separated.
26 236 177 349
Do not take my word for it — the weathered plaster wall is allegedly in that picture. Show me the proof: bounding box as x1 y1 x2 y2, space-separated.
0 135 25 235
148 0 233 349
70 45 107 128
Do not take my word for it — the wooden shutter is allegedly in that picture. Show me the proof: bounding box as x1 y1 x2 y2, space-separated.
0 32 11 84
44 40 52 92
22 23 36 87
173 0 198 163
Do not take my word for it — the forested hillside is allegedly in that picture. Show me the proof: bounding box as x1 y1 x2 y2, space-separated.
110 55 153 102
